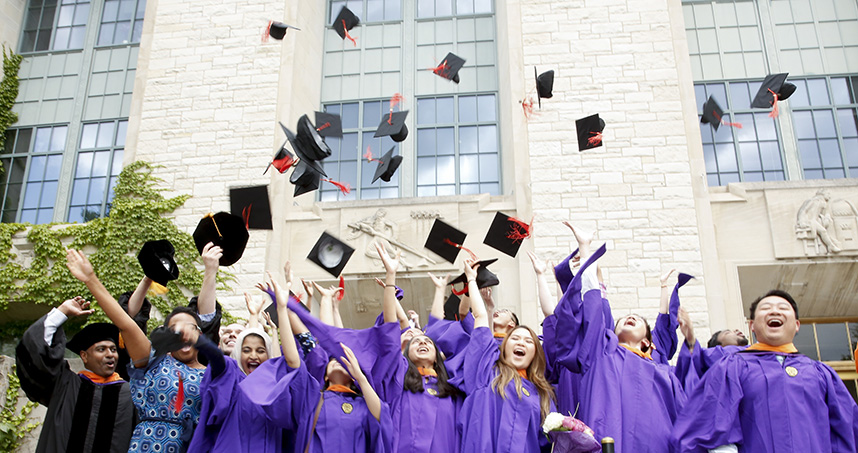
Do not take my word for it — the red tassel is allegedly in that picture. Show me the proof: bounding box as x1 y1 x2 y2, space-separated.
174 371 185 414
262 21 271 42
768 89 780 118
342 20 357 46
442 238 477 261
389 93 403 109
431 59 451 78
316 122 331 132
712 111 743 129
336 276 345 301
364 146 382 163
587 131 603 146
521 98 534 119
242 204 252 229
451 284 469 296
506 216 533 243
266 154 296 175
324 178 351 195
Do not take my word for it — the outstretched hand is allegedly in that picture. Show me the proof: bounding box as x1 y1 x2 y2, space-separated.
57 296 94 318
66 249 95 283
660 269 677 287
427 272 450 289
312 281 343 300
201 242 223 270
527 251 546 275
245 292 264 316
375 243 401 275
340 342 366 382
563 222 593 257
463 258 479 282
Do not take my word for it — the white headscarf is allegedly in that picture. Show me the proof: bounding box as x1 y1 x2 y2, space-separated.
229 327 274 375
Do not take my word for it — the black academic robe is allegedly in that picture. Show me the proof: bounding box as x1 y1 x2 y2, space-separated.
16 314 134 453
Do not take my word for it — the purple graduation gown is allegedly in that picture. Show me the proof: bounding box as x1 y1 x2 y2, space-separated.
555 244 686 453
424 313 476 359
651 273 693 365
187 358 287 453
457 326 554 453
671 349 858 452
673 341 745 392
241 357 393 453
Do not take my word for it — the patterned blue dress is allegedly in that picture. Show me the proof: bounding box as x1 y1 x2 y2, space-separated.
127 351 205 452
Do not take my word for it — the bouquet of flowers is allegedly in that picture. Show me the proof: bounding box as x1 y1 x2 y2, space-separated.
542 412 600 453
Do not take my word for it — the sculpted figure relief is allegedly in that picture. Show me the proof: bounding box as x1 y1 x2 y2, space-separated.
795 189 842 254
347 208 435 269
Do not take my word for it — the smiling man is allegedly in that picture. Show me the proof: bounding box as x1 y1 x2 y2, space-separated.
671 289 858 453
16 296 134 452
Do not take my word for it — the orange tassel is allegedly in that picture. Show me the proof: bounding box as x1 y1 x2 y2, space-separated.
712 111 743 129
342 20 357 46
336 276 345 301
768 89 780 118
118 333 125 349
174 371 185 414
323 178 351 195
316 122 331 132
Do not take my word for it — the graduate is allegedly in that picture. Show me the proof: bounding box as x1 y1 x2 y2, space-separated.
671 290 858 453
552 224 686 453
16 296 134 453
241 269 392 453
673 311 748 392
456 256 556 453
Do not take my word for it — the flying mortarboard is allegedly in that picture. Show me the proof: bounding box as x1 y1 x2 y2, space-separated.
192 212 249 266
290 160 323 197
297 114 332 161
449 258 500 294
280 122 327 177
370 146 403 183
575 114 606 152
374 110 409 142
307 231 355 277
700 95 743 131
483 212 532 258
265 21 300 40
264 143 297 175
535 68 554 108
333 6 360 45
67 323 120 354
432 52 465 84
230 185 273 230
424 219 470 264
443 293 461 321
137 240 179 286
314 111 343 138
751 73 797 118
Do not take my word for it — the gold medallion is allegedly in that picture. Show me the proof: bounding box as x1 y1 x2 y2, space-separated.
522 388 530 397
342 402 353 414
785 366 798 377
427 388 438 396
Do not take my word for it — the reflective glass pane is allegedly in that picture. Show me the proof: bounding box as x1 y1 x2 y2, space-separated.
715 143 737 172
794 324 818 360
459 126 477 154
813 110 837 138
817 323 852 361
478 125 496 152
437 97 454 123
39 181 57 208
819 139 843 168
36 209 53 224
367 0 383 21
116 121 128 146
363 102 381 128
740 142 761 171
102 0 119 21
755 114 777 140
70 179 88 205
458 96 477 123
417 157 435 184
28 156 46 181
92 150 111 176
477 95 496 121
80 123 98 149
96 122 115 148
57 5 73 26
417 98 435 125
50 127 67 152
342 103 359 129
807 79 831 106
45 154 62 179
33 128 52 152
759 142 782 171
793 111 815 139
437 156 455 184
15 129 32 154
457 0 473 15
837 109 858 137
831 78 852 104
417 128 436 156
479 153 498 180
459 154 478 183
437 127 454 155
22 184 40 209
799 140 821 168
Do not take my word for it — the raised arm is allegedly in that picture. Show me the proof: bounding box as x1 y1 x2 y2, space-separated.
126 276 152 318
340 343 382 421
659 269 676 314
196 242 222 316
528 251 556 317
244 292 263 329
331 284 345 329
273 267 301 369
428 272 450 319
464 259 487 329
678 307 695 350
314 281 343 327
376 243 401 325
66 249 151 363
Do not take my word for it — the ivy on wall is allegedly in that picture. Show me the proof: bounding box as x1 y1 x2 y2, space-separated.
0 365 39 453
0 46 24 176
0 161 237 339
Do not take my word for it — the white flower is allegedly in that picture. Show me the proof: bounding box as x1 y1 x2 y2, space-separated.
542 412 565 433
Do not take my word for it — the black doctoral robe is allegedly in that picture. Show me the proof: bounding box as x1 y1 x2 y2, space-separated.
16 314 135 453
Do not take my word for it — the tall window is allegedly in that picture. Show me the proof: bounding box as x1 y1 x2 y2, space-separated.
0 126 67 224
20 0 91 53
68 120 126 222
792 320 858 403
98 0 146 46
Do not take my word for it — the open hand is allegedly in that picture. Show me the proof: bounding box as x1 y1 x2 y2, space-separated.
201 242 223 270
66 249 95 283
58 296 94 318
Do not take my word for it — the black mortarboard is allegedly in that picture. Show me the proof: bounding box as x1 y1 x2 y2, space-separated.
264 144 297 175
333 6 360 41
535 68 554 108
230 185 273 230
315 111 343 138
374 110 409 142
307 231 355 277
443 293 461 321
137 240 179 286
449 258 500 288
192 212 249 266
267 21 299 40
700 95 725 132
281 121 327 177
483 212 531 258
67 323 120 354
432 52 465 84
149 325 185 357
297 114 332 161
424 219 468 264
371 146 403 183
290 160 322 197
751 73 797 109
576 113 605 152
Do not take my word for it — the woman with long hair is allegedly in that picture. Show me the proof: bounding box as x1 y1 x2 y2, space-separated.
456 257 556 453
66 247 223 452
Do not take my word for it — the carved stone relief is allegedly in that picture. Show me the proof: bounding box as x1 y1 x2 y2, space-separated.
346 208 437 269
794 189 857 255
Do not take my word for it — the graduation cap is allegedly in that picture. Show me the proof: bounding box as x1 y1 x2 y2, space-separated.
137 240 179 286
535 68 554 108
424 219 470 264
307 232 355 277
449 258 500 294
751 73 797 118
374 110 409 142
483 212 532 258
369 146 403 183
263 144 297 175
443 293 461 321
333 6 360 45
192 212 249 266
265 21 300 40
280 121 327 177
315 111 343 138
575 113 605 151
700 95 742 131
432 52 465 84
67 323 120 354
230 185 273 230
297 114 332 161
149 326 186 357
290 160 323 197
